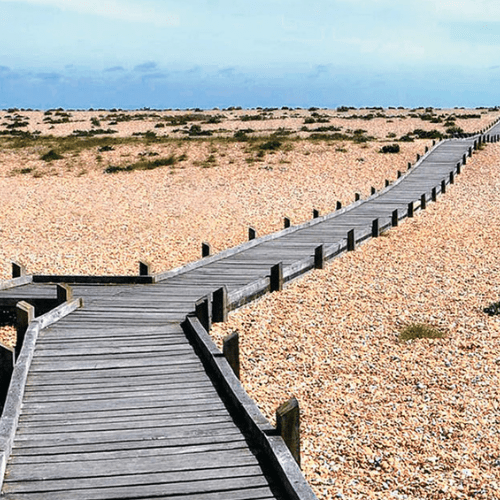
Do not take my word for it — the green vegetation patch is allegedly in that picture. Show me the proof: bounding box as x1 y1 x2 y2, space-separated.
104 154 181 174
379 144 400 154
484 301 500 316
40 149 63 161
399 323 446 342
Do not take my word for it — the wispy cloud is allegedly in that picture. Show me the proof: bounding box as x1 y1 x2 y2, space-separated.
0 0 180 27
0 65 11 72
104 66 126 72
134 62 157 72
36 72 62 81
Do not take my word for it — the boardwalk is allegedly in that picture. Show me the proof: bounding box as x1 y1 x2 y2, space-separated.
0 126 499 499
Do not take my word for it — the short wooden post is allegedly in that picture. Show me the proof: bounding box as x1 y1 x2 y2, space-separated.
139 261 150 276
313 209 320 219
347 229 355 251
385 179 390 187
421 193 427 210
57 284 72 305
425 146 429 153
336 201 342 210
474 139 478 150
270 262 283 292
0 343 15 406
212 286 228 323
392 209 399 227
284 217 291 229
462 154 467 165
16 301 34 360
223 331 240 379
202 242 211 258
276 397 301 467
11 261 26 279
372 218 379 238
408 162 412 170
432 187 437 202
468 146 472 157
355 193 360 202
195 295 211 332
248 227 256 240
457 162 461 175
441 179 446 194
450 171 455 184
397 170 402 178
407 201 414 218
371 186 376 195
417 153 420 161
314 245 324 270
432 140 436 146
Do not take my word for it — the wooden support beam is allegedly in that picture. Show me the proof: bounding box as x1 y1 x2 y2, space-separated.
457 162 461 175
392 209 399 227
270 262 283 292
462 154 467 165
425 146 429 153
421 193 427 210
138 261 151 276
347 229 356 251
417 153 421 161
283 217 291 229
372 218 379 238
314 245 324 270
56 284 72 305
248 227 256 240
202 242 211 258
11 261 26 279
432 187 437 202
468 146 472 157
371 186 376 195
15 301 34 360
313 209 320 219
408 162 412 170
385 179 390 187
355 193 361 202
450 171 455 185
408 201 414 218
223 331 240 380
212 286 228 323
336 201 342 210
397 170 402 179
441 179 447 195
195 295 211 332
0 343 15 408
276 398 301 467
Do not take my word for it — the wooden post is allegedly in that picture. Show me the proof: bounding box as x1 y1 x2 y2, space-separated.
385 179 390 187
139 261 150 276
457 162 461 175
212 286 228 323
270 262 283 292
441 179 446 194
392 209 399 227
372 218 379 238
16 301 34 360
313 209 320 219
417 153 420 161
425 146 429 153
474 139 478 150
202 242 211 258
0 343 15 408
397 170 402 178
468 146 472 157
432 187 437 202
462 154 467 165
347 229 355 251
195 295 211 332
450 171 455 185
57 284 72 305
336 201 342 210
407 201 414 218
314 245 324 270
421 193 427 210
432 140 436 146
276 398 301 467
11 261 26 279
408 162 412 170
355 193 361 202
223 331 240 380
284 217 291 229
248 227 256 240
371 186 376 195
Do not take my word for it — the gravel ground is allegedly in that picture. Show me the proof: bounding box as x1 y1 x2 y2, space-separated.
1 109 500 499
212 142 500 500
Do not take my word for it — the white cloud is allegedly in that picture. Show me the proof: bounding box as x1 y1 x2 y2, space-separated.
422 0 500 22
0 0 180 26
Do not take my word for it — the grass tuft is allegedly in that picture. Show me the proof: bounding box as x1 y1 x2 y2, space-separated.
41 149 63 161
399 323 445 342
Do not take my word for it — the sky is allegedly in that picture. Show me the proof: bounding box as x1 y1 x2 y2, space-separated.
0 0 499 109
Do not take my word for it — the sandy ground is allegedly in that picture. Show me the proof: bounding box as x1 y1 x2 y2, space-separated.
1 108 500 499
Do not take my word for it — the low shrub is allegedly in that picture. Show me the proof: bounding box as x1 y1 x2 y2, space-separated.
380 144 400 154
41 149 63 161
399 323 445 341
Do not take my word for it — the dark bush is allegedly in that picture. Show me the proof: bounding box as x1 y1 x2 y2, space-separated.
380 144 400 154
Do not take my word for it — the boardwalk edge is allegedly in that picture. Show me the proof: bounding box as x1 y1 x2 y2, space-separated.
183 315 318 500
0 297 83 489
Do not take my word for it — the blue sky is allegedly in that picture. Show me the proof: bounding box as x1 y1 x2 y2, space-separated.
0 0 499 109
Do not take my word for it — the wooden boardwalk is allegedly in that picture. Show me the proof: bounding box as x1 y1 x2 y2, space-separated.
0 127 499 499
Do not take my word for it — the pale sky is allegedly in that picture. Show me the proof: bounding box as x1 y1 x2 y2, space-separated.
0 0 499 109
